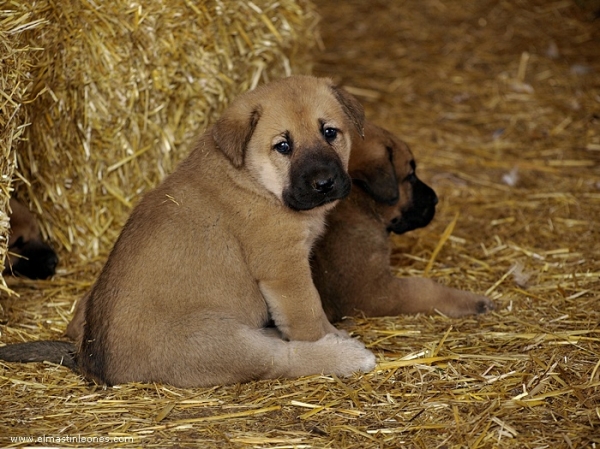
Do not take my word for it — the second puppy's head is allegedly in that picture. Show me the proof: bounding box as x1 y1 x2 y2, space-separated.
349 122 438 234
212 76 365 211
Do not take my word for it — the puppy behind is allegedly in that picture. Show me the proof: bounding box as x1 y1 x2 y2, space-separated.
3 198 58 280
312 122 494 322
0 76 376 387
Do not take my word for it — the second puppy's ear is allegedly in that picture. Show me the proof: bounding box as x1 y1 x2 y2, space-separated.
212 105 262 168
329 84 365 138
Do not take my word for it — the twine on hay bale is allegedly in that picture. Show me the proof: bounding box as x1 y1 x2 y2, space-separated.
0 0 318 285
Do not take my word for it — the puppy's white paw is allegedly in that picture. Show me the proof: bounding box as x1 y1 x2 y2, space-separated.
331 328 350 338
322 317 349 338
319 333 376 376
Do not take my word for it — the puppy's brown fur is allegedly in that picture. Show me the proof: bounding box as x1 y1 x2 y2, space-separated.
1 76 376 387
312 123 494 322
3 198 58 280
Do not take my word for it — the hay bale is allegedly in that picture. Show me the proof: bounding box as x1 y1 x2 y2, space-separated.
0 4 47 293
1 0 318 279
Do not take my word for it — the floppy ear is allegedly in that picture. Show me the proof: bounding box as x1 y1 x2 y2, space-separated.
211 105 262 168
352 160 399 205
330 84 365 138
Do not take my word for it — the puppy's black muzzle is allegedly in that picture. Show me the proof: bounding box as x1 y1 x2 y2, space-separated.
7 239 59 280
283 150 351 211
388 177 438 234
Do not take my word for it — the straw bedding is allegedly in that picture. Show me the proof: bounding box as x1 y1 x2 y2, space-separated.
1 0 599 447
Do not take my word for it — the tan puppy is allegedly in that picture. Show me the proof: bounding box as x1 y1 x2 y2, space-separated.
3 198 58 280
312 122 494 322
0 76 376 387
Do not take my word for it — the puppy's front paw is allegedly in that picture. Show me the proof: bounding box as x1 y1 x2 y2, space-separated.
279 315 346 342
319 334 376 376
327 324 350 339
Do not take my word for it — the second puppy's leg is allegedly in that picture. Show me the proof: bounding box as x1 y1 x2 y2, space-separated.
345 274 494 319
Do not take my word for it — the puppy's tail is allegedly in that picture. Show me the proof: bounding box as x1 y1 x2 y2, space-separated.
0 341 77 370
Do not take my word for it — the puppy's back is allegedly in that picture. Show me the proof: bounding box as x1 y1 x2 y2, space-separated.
78 137 267 384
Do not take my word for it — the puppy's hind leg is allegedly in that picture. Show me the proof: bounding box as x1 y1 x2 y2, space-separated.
176 323 376 387
263 332 376 379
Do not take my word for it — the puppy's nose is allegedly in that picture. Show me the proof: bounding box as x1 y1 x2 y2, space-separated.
312 177 335 193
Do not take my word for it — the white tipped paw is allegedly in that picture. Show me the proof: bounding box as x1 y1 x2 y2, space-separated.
319 333 376 376
323 318 349 338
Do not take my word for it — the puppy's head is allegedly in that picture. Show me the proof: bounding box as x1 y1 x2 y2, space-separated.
349 123 438 234
5 198 58 280
211 76 365 211
6 238 59 280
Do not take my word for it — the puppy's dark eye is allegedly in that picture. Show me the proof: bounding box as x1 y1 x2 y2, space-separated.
323 127 338 142
274 141 292 155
